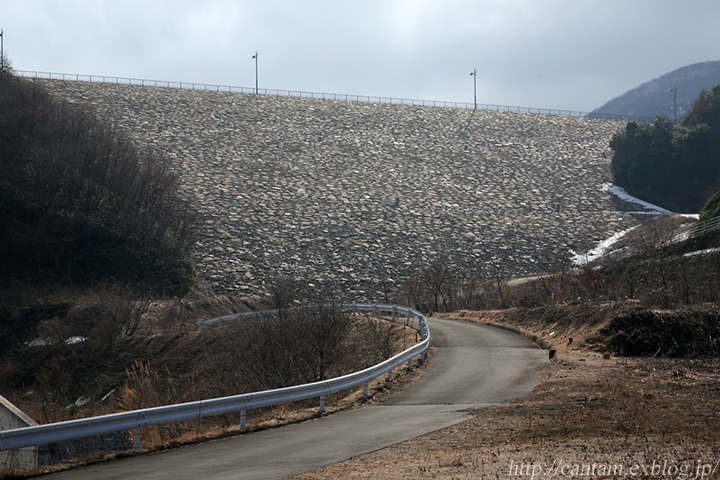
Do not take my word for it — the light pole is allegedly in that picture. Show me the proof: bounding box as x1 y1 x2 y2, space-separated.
470 68 478 110
252 52 259 95
669 85 677 124
1 30 4 73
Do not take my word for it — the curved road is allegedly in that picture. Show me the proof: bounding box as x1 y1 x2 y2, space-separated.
47 318 547 480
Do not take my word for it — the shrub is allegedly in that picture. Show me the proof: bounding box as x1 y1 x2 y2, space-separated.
593 308 720 358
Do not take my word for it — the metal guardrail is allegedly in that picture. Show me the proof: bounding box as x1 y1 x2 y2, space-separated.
16 69 654 122
0 304 429 453
690 215 720 237
668 215 720 244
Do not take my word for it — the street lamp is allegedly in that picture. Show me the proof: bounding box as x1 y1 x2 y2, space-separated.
669 85 677 124
470 68 478 110
252 52 259 95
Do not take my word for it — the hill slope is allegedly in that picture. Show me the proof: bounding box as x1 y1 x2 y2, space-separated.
0 73 196 293
35 80 638 299
592 60 720 120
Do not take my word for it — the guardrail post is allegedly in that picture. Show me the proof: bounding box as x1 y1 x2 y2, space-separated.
319 395 326 413
407 359 413 371
133 427 141 452
240 410 247 431
362 382 368 399
387 370 393 381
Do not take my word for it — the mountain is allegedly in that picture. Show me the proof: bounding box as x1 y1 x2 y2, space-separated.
592 60 720 121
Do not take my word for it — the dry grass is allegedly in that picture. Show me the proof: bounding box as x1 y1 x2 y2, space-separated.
0 312 426 478
1 355 430 479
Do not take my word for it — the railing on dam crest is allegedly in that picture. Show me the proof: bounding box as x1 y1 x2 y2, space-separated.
16 69 653 122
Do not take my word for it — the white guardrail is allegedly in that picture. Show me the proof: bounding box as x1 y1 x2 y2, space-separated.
0 304 429 453
690 215 720 237
667 215 720 245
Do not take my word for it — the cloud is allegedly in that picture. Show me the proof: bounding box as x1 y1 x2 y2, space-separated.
3 0 720 111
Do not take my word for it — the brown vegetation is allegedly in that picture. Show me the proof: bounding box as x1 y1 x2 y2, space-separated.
398 214 720 318
0 288 418 475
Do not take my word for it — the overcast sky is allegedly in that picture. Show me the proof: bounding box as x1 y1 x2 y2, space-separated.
2 0 719 112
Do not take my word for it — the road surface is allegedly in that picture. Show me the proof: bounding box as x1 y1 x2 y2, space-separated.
46 318 548 479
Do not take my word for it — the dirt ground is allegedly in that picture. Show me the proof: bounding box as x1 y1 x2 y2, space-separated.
290 310 720 480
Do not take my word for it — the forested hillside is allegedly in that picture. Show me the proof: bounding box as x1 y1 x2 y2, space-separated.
593 60 720 120
610 85 720 213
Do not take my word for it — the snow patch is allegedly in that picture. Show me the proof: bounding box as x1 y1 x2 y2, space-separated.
684 247 720 257
571 225 639 265
25 336 87 347
570 185 703 266
603 183 670 214
65 336 86 345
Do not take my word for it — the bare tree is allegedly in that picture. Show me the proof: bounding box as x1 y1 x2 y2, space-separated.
492 264 508 309
268 274 302 316
365 316 406 363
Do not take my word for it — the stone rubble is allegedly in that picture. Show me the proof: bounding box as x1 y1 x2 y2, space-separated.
35 80 642 300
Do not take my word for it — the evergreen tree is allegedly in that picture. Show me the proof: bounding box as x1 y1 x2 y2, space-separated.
610 86 720 213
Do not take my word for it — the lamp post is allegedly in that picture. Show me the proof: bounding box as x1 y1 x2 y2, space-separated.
252 52 259 95
470 68 478 110
669 85 677 124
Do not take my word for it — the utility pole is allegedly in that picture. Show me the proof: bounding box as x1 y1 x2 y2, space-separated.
252 52 259 95
669 85 677 124
1 30 4 73
470 68 478 110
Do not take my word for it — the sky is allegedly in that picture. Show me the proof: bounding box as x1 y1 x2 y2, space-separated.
2 0 719 113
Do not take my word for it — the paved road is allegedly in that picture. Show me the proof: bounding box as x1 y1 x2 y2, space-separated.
46 318 547 480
